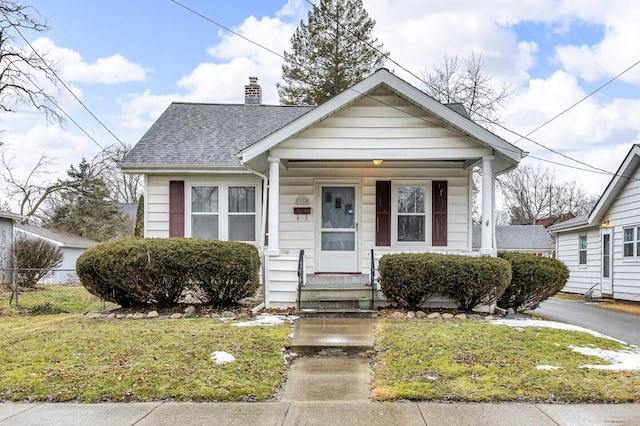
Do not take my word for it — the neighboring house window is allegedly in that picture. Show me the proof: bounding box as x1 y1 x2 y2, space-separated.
191 186 219 239
623 226 640 258
578 234 587 265
396 184 426 242
188 183 258 242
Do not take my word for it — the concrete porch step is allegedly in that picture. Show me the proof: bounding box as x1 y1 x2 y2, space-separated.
289 317 377 356
296 308 378 318
305 274 370 287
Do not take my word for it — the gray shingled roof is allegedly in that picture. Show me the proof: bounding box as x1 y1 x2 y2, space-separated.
472 225 555 251
122 103 314 167
546 214 589 232
15 224 98 249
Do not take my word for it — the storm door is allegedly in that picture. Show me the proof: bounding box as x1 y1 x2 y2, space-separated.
317 185 358 272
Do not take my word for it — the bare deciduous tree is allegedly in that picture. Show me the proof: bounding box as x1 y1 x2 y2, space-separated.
422 53 513 129
0 147 63 221
1 0 61 122
498 163 598 225
92 143 142 203
14 232 62 287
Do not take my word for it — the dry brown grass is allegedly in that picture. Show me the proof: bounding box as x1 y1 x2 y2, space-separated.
597 300 640 315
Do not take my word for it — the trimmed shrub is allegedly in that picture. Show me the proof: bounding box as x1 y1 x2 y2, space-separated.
76 238 260 308
378 253 443 309
188 240 260 306
379 253 511 312
497 252 570 312
438 255 512 312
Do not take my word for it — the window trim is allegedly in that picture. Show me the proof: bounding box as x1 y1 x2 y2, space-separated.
622 225 640 258
391 180 431 246
185 180 260 243
578 234 587 265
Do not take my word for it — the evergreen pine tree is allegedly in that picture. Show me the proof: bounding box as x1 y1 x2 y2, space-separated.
278 0 387 105
47 158 128 242
134 194 144 237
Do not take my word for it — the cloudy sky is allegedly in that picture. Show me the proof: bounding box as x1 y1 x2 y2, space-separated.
2 0 640 208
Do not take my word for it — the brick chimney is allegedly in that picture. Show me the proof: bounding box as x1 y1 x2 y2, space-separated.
244 76 262 105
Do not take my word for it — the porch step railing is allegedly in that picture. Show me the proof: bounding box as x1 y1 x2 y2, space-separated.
370 249 376 305
296 249 305 311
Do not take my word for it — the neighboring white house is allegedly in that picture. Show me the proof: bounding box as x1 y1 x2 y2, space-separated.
548 144 640 302
472 225 555 257
0 211 25 284
121 69 527 308
14 224 98 284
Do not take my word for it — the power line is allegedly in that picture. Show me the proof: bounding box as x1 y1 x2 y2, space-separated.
1 9 128 150
513 59 640 144
172 0 639 181
301 0 640 177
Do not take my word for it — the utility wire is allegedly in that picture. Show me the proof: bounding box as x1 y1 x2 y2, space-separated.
173 0 638 180
1 9 128 150
513 59 640 144
301 0 640 177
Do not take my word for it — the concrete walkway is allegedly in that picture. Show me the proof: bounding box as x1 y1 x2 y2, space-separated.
2 316 640 425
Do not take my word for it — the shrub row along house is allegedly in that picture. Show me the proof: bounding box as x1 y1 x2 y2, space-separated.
549 144 640 302
122 69 526 309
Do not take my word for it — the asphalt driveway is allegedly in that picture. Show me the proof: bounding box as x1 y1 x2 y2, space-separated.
534 298 640 346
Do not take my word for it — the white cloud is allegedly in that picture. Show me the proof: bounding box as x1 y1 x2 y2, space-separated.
119 89 177 129
276 0 307 19
554 2 640 84
32 37 148 85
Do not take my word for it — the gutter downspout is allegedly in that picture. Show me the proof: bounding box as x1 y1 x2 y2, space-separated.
241 160 269 307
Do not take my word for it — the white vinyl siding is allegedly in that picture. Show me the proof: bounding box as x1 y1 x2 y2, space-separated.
145 175 261 242
555 228 600 295
277 161 471 278
271 87 491 162
556 163 640 302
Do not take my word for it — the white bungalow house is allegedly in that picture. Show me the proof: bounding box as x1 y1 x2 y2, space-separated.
549 144 640 302
122 69 526 308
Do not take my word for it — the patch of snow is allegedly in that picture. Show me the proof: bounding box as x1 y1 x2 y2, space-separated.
210 351 235 365
491 319 627 344
569 346 640 371
536 365 561 370
233 314 297 327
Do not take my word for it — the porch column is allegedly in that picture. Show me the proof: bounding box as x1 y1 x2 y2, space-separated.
480 155 495 254
267 156 280 254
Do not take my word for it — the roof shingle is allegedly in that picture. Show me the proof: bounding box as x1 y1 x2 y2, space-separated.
122 103 313 167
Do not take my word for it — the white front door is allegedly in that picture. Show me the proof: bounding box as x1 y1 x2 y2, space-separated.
601 229 613 294
317 185 358 272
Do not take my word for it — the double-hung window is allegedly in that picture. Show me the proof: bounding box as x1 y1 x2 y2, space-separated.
191 186 219 239
228 186 256 241
623 226 640 258
396 183 427 243
188 183 257 242
578 234 587 265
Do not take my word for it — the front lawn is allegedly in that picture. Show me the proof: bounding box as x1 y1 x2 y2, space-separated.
0 285 118 314
373 319 640 402
0 315 290 402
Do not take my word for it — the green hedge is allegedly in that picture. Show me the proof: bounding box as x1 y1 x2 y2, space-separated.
378 253 511 311
76 238 260 308
378 253 443 308
497 252 569 312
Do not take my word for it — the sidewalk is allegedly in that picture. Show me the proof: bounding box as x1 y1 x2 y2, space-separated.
2 400 640 425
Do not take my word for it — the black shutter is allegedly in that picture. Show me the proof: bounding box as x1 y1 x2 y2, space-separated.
376 181 391 246
169 180 185 237
432 181 447 246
